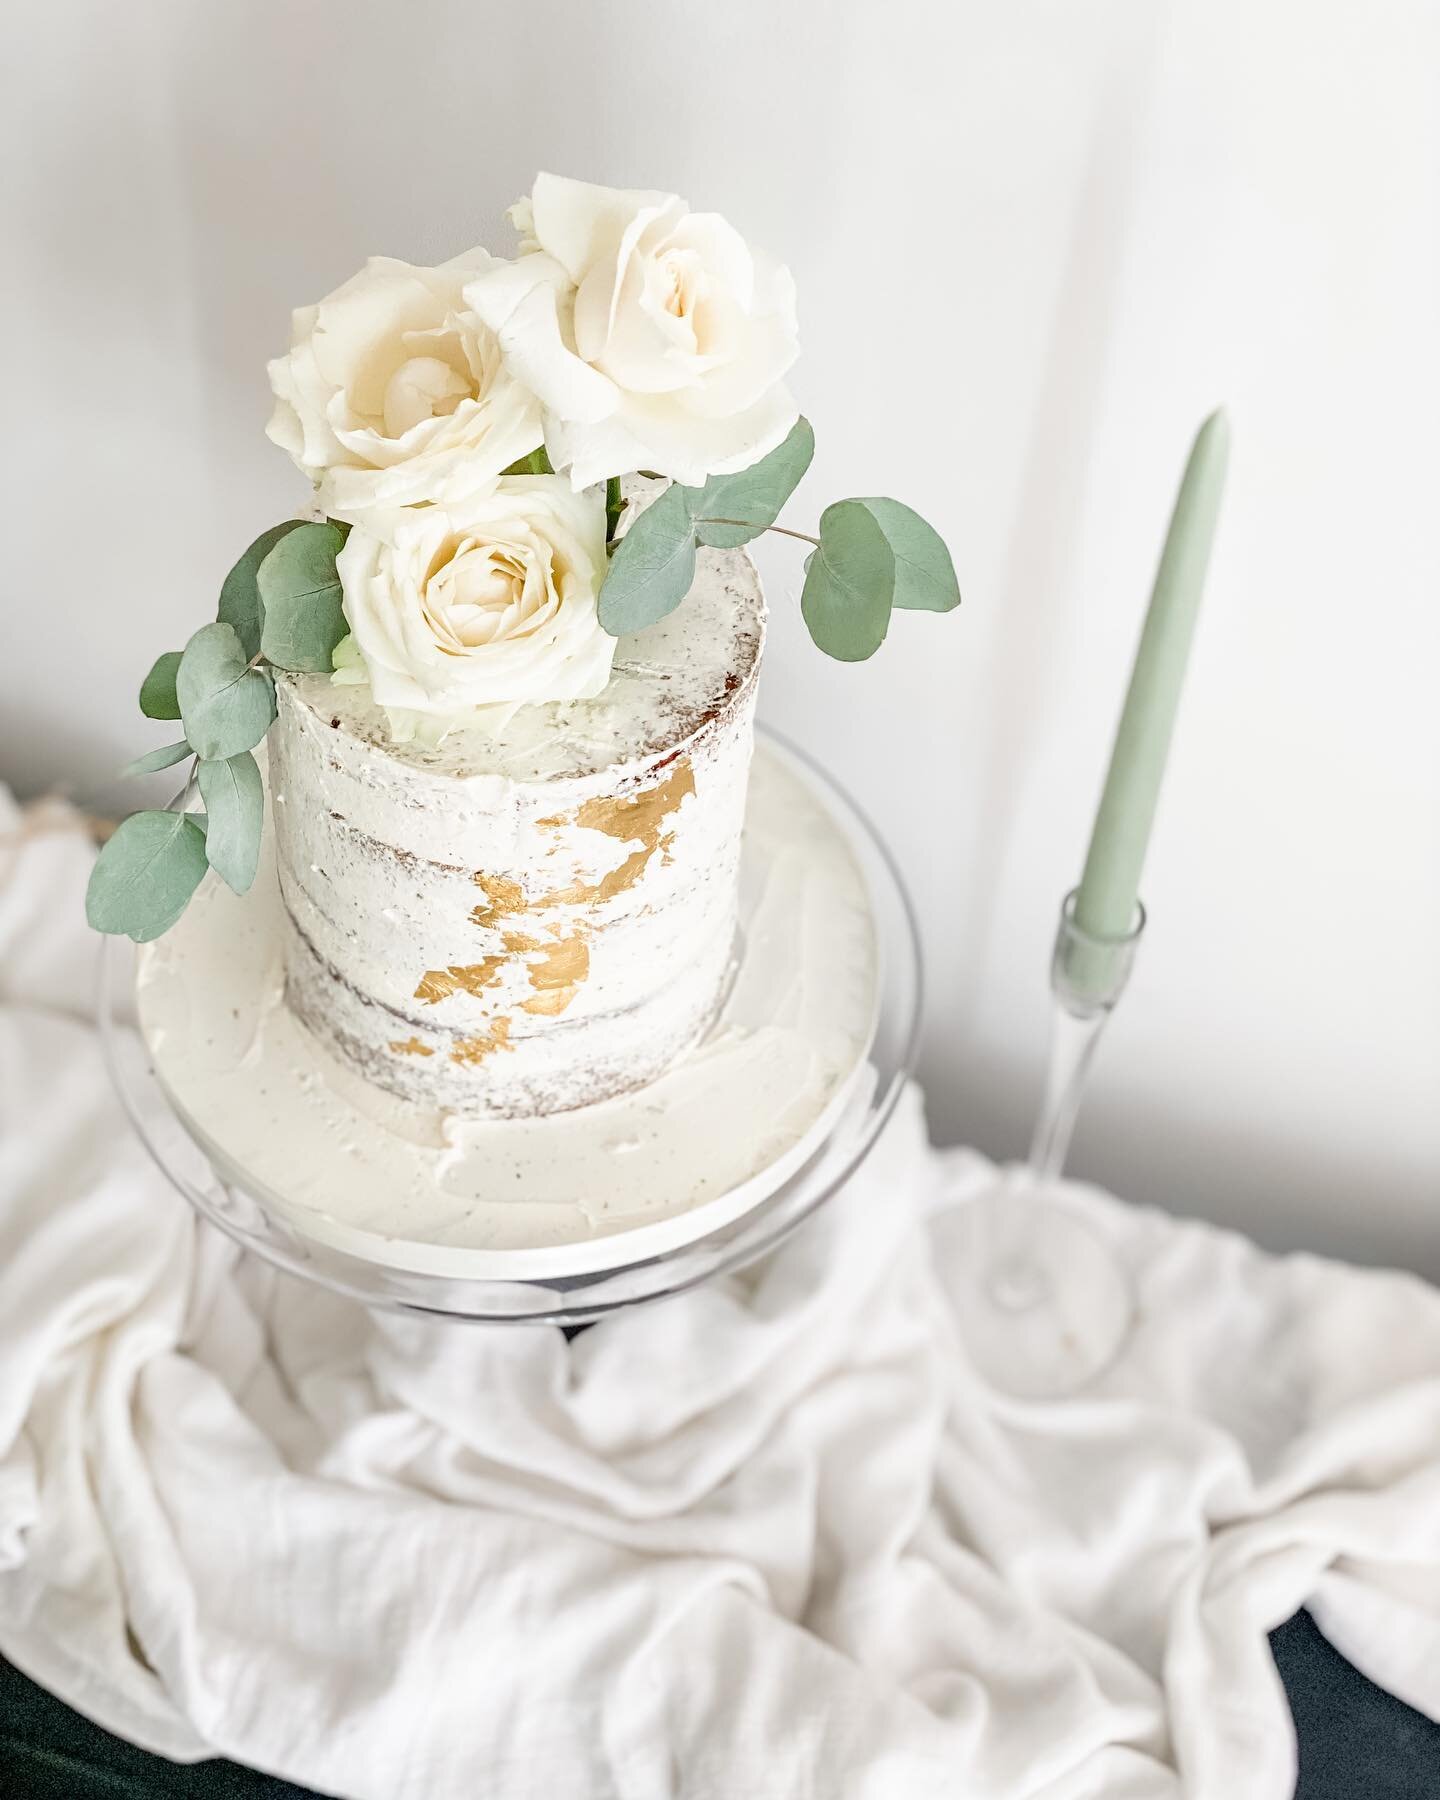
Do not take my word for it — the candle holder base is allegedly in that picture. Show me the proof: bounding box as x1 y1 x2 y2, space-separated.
949 1171 1132 1397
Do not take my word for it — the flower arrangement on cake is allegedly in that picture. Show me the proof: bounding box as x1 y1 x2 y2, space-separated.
89 173 958 1133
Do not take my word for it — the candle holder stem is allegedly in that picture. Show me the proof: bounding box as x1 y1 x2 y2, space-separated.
1028 1003 1110 1183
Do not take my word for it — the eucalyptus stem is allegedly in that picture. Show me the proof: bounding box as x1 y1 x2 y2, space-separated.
698 517 820 547
605 477 624 546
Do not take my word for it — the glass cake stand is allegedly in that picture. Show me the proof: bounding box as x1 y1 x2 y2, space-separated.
97 729 922 1325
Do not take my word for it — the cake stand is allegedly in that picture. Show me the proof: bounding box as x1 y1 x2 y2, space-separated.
97 729 921 1325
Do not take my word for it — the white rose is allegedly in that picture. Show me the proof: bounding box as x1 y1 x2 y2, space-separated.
267 250 544 519
464 174 800 490
336 477 614 724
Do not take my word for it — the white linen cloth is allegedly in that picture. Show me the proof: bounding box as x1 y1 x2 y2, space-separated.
2 790 1439 1800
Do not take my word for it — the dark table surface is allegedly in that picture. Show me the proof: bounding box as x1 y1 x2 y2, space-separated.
2 1611 1436 1798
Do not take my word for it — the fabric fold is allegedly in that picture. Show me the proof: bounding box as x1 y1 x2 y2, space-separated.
1 792 1437 1799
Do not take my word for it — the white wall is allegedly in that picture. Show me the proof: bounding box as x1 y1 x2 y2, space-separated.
5 0 1438 1272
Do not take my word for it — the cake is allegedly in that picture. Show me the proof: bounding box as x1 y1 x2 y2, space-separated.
269 539 763 1118
91 171 959 1274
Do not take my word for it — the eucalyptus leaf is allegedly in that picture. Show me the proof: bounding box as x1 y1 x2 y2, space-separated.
85 810 210 942
123 740 192 777
139 651 183 721
691 417 815 548
259 521 350 671
597 483 699 635
801 500 897 662
176 622 277 760
849 497 960 612
219 519 308 658
197 750 264 894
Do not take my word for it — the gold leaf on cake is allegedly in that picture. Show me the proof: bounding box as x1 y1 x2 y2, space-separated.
518 932 590 1016
449 1018 514 1065
469 873 527 928
542 761 695 850
414 957 506 1005
526 934 589 988
465 761 693 985
389 1037 434 1057
519 989 573 1018
470 832 676 924
542 841 664 907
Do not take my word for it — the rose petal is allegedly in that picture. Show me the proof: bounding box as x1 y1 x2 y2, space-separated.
529 172 672 284
614 382 800 487
677 283 799 418
489 272 618 425
664 211 756 313
544 411 654 490
588 249 698 396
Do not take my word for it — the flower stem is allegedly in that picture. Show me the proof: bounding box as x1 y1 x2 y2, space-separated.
699 518 821 547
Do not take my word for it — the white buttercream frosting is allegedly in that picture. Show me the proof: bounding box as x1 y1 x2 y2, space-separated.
135 743 878 1275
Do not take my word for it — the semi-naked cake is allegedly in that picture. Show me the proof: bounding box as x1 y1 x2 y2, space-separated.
268 544 764 1118
92 172 959 1274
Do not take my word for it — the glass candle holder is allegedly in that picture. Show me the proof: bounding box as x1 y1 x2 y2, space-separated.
952 890 1147 1396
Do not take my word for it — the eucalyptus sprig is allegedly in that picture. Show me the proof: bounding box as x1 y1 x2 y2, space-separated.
86 520 352 942
596 417 960 660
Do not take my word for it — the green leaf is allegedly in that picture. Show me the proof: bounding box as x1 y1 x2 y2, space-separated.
259 521 350 671
85 810 210 942
218 520 308 659
597 483 699 635
176 622 277 760
123 740 192 777
197 750 263 894
139 651 183 721
848 497 960 612
801 500 897 662
690 417 816 548
501 445 553 476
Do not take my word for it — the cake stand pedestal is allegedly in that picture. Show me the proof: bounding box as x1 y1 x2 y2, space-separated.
99 731 921 1326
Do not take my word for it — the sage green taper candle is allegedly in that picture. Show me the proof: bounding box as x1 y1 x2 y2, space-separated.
1072 409 1230 947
